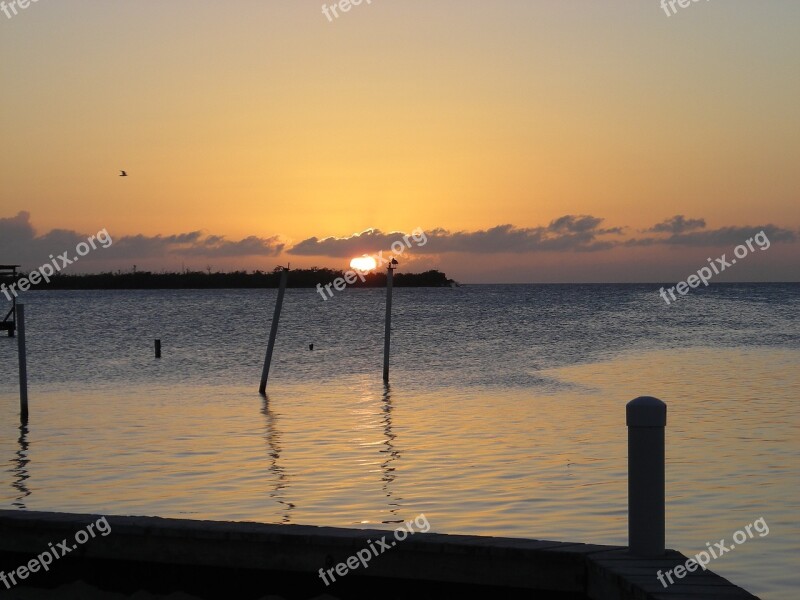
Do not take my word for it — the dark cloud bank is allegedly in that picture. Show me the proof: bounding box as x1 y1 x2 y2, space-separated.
0 212 284 267
289 215 795 256
1 211 796 269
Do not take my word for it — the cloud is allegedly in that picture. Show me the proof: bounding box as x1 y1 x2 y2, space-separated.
419 216 625 254
423 222 612 253
289 216 622 257
101 231 284 260
551 215 605 233
0 211 35 240
175 235 285 257
646 215 706 234
627 221 797 247
661 225 796 246
2 211 797 275
0 211 284 267
1 211 89 264
287 228 409 257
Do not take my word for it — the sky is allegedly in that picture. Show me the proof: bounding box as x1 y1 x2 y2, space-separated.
1 0 798 282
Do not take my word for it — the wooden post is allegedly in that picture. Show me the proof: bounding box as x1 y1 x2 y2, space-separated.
259 268 288 394
627 396 666 556
9 293 16 338
383 265 395 383
17 303 28 423
154 339 161 358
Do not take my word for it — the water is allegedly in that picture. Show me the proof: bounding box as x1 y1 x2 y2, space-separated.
1 284 798 599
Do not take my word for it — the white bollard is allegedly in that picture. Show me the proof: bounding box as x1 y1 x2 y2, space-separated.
627 396 666 556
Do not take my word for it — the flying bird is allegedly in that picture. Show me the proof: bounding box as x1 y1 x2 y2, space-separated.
119 170 128 177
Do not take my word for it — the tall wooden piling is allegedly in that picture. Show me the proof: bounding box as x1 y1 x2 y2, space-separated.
259 268 288 394
383 263 395 383
17 303 28 422
154 339 161 359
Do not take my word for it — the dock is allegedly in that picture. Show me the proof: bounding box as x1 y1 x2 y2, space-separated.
0 510 761 599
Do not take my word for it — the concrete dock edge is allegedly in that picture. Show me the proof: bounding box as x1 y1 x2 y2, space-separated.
0 511 761 599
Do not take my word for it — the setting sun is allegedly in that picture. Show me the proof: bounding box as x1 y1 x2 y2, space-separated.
349 255 377 272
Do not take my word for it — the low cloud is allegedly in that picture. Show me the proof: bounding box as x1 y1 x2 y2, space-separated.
2 211 797 274
108 232 285 259
289 216 622 257
1 212 90 264
0 211 284 267
628 217 796 247
661 225 796 246
423 221 618 254
287 228 410 257
645 215 706 234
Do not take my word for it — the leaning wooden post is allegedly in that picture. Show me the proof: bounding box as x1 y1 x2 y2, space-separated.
382 262 396 383
627 396 666 556
9 293 16 337
17 303 28 422
259 268 288 394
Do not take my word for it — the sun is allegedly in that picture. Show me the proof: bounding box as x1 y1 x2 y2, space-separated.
350 255 377 272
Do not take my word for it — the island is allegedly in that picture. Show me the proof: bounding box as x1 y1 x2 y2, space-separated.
24 268 457 290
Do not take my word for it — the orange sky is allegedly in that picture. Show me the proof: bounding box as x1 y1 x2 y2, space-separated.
1 1 798 281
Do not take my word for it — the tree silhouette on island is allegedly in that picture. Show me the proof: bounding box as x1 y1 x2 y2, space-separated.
26 267 456 290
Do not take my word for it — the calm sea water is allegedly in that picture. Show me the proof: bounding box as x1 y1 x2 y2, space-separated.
1 284 798 599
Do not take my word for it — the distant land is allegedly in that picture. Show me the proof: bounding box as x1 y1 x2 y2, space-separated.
18 268 456 290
